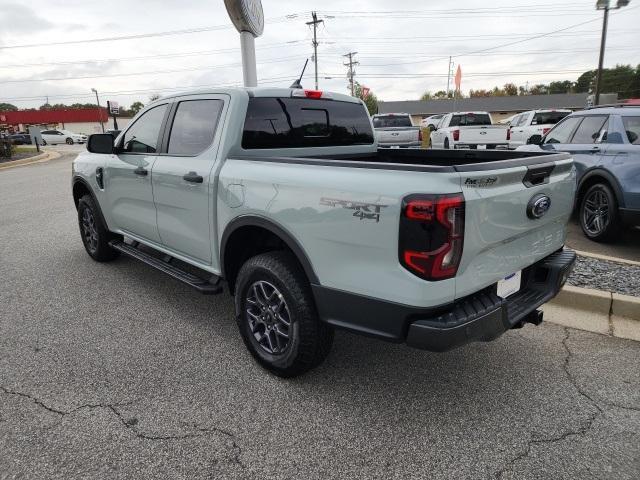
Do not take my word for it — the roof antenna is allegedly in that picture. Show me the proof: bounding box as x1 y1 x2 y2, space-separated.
290 59 309 89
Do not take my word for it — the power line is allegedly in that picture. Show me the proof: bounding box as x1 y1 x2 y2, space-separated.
0 14 306 50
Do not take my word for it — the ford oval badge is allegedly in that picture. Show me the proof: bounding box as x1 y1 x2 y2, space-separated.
527 194 551 219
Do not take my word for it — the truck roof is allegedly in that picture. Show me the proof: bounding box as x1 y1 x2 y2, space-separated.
149 87 362 105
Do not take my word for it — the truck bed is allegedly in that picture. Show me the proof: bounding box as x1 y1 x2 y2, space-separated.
236 147 569 172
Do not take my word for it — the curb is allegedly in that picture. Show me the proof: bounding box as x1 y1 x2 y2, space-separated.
542 285 640 342
573 249 640 267
0 150 61 170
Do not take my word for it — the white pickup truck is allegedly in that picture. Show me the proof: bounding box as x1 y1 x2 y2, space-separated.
430 112 508 150
372 113 421 148
508 109 572 149
72 87 576 377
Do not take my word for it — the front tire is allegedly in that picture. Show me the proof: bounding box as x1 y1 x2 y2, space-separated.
235 251 333 377
41 139 47 146
579 183 620 242
66 137 74 145
77 194 120 261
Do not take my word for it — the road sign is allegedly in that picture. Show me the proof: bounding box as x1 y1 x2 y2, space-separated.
108 101 120 115
224 0 264 88
224 0 264 37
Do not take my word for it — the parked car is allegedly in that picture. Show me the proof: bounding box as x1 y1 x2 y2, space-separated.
508 109 571 149
372 113 421 148
420 114 444 130
429 111 509 150
518 105 640 242
72 87 576 377
8 133 31 145
41 129 88 145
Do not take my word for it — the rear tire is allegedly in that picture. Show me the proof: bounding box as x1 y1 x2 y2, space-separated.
235 251 333 377
77 194 120 261
579 183 620 243
41 139 47 146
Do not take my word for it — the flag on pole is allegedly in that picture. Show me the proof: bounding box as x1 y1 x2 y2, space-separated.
454 65 462 92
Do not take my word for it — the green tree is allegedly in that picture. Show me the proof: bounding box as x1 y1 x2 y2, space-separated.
420 91 432 101
469 89 491 97
548 80 574 94
129 101 144 115
354 82 378 115
0 103 18 111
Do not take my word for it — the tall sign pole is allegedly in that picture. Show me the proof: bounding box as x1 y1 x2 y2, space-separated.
224 0 264 87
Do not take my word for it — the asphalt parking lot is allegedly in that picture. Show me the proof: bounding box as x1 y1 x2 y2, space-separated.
1 153 639 479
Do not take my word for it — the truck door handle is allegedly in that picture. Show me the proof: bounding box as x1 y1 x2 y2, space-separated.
183 171 203 183
134 166 148 176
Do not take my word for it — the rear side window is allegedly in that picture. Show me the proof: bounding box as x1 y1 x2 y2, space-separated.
122 104 168 153
242 97 374 149
532 111 570 125
450 113 491 126
373 115 412 128
544 116 582 144
168 100 223 155
570 116 608 144
622 116 640 144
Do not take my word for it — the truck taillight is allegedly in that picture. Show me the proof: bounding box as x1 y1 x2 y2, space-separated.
542 127 551 135
507 128 511 140
291 89 332 99
399 194 465 281
452 129 460 141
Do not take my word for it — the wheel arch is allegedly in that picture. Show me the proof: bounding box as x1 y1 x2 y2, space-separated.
577 168 625 209
72 176 110 228
220 215 319 295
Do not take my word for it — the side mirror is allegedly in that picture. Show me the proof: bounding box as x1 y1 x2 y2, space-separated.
87 134 114 154
429 124 437 132
527 134 543 145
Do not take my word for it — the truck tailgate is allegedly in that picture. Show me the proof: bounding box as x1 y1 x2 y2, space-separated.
376 127 420 144
459 126 507 144
454 155 575 299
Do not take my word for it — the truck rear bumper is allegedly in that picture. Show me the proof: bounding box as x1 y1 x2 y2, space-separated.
313 248 576 352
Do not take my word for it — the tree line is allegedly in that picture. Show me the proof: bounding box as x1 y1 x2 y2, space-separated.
421 64 640 100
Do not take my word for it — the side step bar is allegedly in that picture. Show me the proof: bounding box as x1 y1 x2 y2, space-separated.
109 240 223 295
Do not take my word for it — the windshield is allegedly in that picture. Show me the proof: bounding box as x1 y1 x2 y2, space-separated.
532 111 570 125
373 116 412 128
450 113 492 126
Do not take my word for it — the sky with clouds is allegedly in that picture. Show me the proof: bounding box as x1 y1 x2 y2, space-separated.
0 0 638 109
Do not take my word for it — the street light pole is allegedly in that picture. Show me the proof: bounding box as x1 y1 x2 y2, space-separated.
91 88 105 133
594 0 630 106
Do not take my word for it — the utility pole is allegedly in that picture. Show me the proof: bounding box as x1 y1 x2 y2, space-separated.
306 12 323 90
446 57 453 97
594 0 629 105
91 88 105 133
343 52 359 97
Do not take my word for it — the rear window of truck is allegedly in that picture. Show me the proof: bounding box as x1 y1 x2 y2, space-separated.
449 114 491 126
372 116 412 128
532 111 570 125
242 97 374 149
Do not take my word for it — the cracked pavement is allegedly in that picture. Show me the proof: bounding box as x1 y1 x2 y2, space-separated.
1 154 639 479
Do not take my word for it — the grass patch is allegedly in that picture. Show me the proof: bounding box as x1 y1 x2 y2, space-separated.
14 146 38 154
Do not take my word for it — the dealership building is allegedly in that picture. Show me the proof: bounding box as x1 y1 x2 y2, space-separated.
378 93 598 125
0 108 132 134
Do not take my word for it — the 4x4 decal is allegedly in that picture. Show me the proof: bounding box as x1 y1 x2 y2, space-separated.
320 197 388 223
